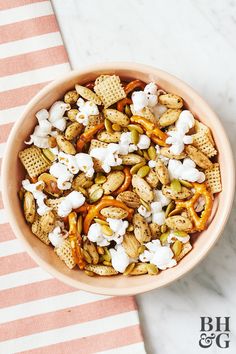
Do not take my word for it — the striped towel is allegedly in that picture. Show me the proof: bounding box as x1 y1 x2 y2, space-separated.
0 1 146 353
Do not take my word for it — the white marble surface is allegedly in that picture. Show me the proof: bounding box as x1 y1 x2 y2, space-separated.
52 1 236 353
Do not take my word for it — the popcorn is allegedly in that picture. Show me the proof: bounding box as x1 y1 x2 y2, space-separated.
58 152 94 177
22 179 51 216
49 101 69 131
167 231 190 244
48 225 65 248
139 239 177 270
50 162 74 190
76 98 99 126
90 143 122 173
168 158 205 183
58 191 85 217
110 245 130 273
132 82 158 112
87 219 128 247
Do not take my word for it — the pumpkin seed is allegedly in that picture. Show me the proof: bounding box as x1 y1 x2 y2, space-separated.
138 245 146 254
105 118 113 133
101 225 113 236
172 240 183 257
94 218 109 225
128 124 144 134
112 123 122 132
146 263 159 275
77 215 83 234
103 247 111 262
112 165 124 170
42 148 55 162
130 161 146 174
84 270 95 277
160 231 169 245
123 262 136 275
127 223 134 232
143 150 150 160
103 261 112 266
170 179 182 193
140 198 151 211
89 188 104 203
95 175 107 184
77 186 88 197
161 224 168 233
131 129 140 145
165 201 175 217
83 249 92 263
125 105 132 117
179 179 193 188
174 230 188 237
97 246 105 255
168 208 184 217
148 146 157 160
137 165 150 178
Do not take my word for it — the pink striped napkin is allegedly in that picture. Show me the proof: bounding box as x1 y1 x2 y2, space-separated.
0 1 146 353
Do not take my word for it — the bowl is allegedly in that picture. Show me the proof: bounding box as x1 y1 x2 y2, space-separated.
2 63 235 295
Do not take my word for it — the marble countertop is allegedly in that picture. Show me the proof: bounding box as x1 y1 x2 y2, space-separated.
52 1 236 353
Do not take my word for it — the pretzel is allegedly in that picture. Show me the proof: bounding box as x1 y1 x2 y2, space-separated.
68 212 86 269
117 98 132 112
113 167 131 196
125 80 146 95
131 115 168 146
83 197 134 234
175 182 213 231
76 123 104 152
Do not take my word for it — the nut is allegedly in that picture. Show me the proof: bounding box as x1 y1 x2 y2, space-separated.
162 185 192 200
158 94 183 109
159 109 181 127
160 147 186 160
122 233 140 258
132 175 154 203
23 191 36 223
75 84 102 105
56 135 76 155
129 263 148 275
72 172 93 190
97 130 121 143
100 206 128 219
40 210 55 233
67 108 79 121
102 171 125 194
145 169 159 188
155 159 170 185
133 213 152 243
85 264 118 276
149 222 161 239
103 109 130 127
65 122 83 140
116 191 140 208
38 173 62 197
64 90 79 105
165 215 193 232
121 154 145 165
185 145 213 169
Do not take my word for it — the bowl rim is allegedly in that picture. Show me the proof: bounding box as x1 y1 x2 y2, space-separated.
2 62 235 295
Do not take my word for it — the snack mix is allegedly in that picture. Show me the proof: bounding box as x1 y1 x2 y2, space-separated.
19 75 222 277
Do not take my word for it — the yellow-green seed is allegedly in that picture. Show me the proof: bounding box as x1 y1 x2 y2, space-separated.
143 150 150 160
160 231 170 244
42 149 55 162
85 270 95 277
148 146 157 160
111 165 124 170
89 188 104 203
95 175 107 184
179 179 193 188
146 263 159 275
171 179 182 193
77 186 88 197
125 105 132 117
161 224 168 233
168 208 184 217
140 198 151 211
123 262 136 275
94 218 109 225
165 201 175 217
83 250 92 263
67 108 79 121
101 225 113 236
128 124 144 134
137 165 150 178
131 129 140 145
172 240 183 257
97 246 105 255
103 261 112 266
173 231 188 238
138 245 146 254
112 123 122 132
105 118 113 133
130 161 146 174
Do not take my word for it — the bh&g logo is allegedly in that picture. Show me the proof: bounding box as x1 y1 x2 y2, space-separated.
199 317 230 349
